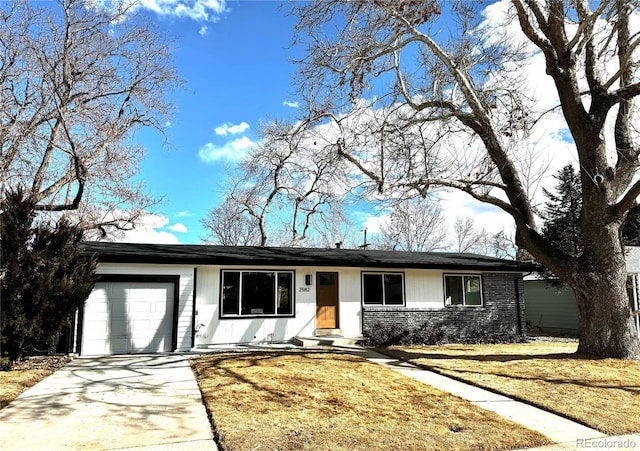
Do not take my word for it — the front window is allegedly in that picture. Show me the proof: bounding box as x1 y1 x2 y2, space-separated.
221 270 294 317
362 272 405 306
444 274 483 306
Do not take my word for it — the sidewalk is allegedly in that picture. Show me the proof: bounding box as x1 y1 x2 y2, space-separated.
0 354 216 450
354 348 640 450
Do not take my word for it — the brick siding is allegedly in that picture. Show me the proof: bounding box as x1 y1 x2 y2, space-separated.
362 272 527 338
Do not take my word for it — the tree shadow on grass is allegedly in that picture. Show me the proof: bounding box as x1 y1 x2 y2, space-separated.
192 349 361 405
379 347 640 394
370 347 640 435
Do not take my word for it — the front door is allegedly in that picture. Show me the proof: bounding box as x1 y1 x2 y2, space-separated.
316 272 339 329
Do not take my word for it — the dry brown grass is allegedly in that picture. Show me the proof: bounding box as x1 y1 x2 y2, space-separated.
383 342 640 435
0 369 52 408
0 356 72 409
191 351 551 451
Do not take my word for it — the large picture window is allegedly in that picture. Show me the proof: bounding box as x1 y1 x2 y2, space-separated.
444 274 483 306
362 272 405 306
221 270 294 317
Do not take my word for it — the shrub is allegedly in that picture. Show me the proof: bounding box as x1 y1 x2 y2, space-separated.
0 189 96 362
362 323 409 347
0 356 10 371
363 322 526 347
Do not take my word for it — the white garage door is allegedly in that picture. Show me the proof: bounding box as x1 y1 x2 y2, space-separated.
82 281 174 356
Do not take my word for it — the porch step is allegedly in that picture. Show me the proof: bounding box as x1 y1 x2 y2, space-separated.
290 335 363 348
314 328 342 336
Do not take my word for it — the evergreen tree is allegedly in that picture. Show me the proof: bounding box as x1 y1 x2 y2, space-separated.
1 189 96 362
541 165 583 256
541 165 640 255
622 208 640 246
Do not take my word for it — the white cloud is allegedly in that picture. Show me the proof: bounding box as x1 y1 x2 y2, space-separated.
283 100 300 108
439 190 515 236
141 0 226 21
168 222 188 233
110 213 180 244
198 136 256 162
363 215 385 234
199 25 208 36
89 0 227 22
176 210 192 217
214 121 250 136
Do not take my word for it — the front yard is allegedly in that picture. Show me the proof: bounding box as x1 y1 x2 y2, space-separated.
6 343 639 450
0 356 72 408
382 342 640 435
191 350 550 451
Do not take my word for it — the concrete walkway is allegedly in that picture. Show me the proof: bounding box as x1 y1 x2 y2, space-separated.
355 348 640 450
0 355 216 451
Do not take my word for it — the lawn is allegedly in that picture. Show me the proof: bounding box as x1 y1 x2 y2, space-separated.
382 342 640 435
0 356 72 409
191 350 551 451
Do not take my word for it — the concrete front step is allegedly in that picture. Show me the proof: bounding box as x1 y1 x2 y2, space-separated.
314 328 342 336
290 335 362 348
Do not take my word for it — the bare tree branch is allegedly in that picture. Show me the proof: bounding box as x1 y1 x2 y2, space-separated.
291 0 640 356
0 0 179 233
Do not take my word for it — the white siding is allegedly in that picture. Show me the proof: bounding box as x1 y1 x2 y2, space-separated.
194 265 461 346
88 262 483 348
404 269 446 308
337 268 362 336
194 266 317 345
626 247 640 273
95 263 194 351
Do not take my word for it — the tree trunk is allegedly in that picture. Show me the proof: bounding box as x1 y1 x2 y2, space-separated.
574 281 640 359
571 235 640 359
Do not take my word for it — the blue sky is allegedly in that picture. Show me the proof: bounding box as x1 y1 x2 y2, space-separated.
124 1 304 243
102 0 568 246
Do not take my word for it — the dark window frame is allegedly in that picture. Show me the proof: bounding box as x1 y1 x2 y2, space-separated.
219 269 296 319
361 272 406 306
443 273 484 307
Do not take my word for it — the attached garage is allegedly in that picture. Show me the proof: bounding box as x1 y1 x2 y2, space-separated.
79 275 179 356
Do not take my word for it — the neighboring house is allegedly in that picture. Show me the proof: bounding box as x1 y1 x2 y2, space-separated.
524 246 640 336
73 242 537 356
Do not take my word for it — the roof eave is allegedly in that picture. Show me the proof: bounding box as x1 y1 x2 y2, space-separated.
89 254 538 272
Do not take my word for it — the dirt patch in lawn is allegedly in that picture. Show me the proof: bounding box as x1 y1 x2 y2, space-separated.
191 350 551 451
0 355 72 409
383 342 640 435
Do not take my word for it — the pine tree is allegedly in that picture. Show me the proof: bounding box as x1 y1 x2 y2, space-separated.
1 189 96 362
622 208 640 246
541 165 583 256
541 165 640 253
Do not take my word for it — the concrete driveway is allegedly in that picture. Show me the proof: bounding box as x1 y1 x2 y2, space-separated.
0 355 217 450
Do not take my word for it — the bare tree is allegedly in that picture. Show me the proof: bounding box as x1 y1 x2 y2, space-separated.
200 199 262 246
375 199 448 251
302 201 360 249
452 216 484 254
0 0 179 234
204 119 349 247
451 216 516 257
489 230 517 260
292 0 640 357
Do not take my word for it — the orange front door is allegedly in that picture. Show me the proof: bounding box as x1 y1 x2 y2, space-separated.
316 272 339 329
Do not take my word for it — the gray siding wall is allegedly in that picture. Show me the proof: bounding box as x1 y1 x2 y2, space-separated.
362 272 526 338
524 280 579 335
